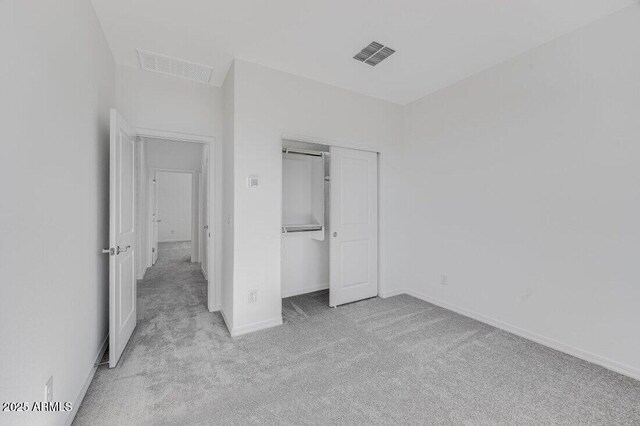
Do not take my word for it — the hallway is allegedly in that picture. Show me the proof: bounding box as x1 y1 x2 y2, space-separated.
141 241 206 308
74 241 221 424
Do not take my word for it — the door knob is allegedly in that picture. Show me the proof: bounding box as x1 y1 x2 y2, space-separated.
204 225 209 229
333 232 338 237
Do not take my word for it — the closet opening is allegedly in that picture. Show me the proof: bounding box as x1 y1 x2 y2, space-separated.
281 139 379 308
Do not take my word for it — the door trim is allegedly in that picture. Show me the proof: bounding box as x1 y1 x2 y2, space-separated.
137 128 220 312
280 132 385 300
149 168 199 262
136 127 216 144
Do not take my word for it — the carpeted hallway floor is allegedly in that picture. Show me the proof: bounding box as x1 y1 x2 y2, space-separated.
74 242 640 425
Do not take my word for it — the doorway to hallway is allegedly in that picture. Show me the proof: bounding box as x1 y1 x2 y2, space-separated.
150 170 196 266
107 108 218 368
142 241 207 309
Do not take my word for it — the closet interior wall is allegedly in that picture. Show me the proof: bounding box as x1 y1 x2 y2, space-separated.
281 140 330 298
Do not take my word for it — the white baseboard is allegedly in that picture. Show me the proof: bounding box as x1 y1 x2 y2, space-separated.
405 289 640 382
66 334 109 426
379 288 405 298
230 316 283 337
282 285 402 299
158 238 191 243
208 304 220 313
282 284 329 298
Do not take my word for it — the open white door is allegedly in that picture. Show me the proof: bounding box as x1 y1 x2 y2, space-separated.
329 146 378 307
108 109 137 368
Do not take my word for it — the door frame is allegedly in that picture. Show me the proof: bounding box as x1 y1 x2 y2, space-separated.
150 169 159 265
136 127 219 312
280 132 386 300
149 168 199 260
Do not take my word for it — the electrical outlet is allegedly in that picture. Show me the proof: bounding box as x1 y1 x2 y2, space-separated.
248 289 257 304
45 376 53 402
440 274 448 286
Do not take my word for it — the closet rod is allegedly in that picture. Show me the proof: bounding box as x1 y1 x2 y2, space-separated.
282 148 327 157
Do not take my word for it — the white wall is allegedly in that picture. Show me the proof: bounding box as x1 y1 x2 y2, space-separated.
0 0 115 424
281 233 329 298
157 172 192 242
115 65 222 138
400 5 640 379
221 63 236 328
227 60 403 335
146 138 205 171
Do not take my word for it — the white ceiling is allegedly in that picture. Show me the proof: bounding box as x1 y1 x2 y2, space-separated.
91 0 634 105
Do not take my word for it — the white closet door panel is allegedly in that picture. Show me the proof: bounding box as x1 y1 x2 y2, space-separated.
329 146 378 307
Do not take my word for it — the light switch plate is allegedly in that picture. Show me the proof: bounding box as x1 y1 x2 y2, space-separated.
247 175 259 188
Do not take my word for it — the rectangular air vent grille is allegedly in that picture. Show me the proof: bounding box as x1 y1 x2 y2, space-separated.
137 49 213 84
353 42 395 66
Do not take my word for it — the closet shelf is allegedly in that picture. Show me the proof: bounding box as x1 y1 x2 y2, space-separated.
281 224 323 234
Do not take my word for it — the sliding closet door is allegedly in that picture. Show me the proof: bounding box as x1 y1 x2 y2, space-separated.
329 146 378 307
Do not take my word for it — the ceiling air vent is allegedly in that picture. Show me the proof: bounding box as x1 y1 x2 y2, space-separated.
353 41 395 66
136 49 213 84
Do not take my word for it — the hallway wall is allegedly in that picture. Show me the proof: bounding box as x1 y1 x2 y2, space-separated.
146 138 204 170
0 0 115 424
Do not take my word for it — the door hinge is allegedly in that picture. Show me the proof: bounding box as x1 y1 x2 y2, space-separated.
101 248 115 256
